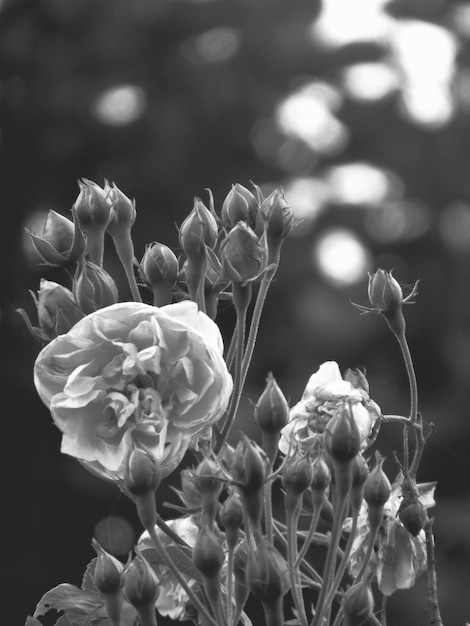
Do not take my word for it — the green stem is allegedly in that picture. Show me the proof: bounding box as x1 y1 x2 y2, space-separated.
286 502 309 626
135 603 159 626
295 502 322 568
85 227 106 267
272 520 323 587
353 524 380 584
146 525 218 626
312 491 349 626
112 232 142 302
216 283 251 454
263 462 274 544
226 547 234 626
424 516 444 626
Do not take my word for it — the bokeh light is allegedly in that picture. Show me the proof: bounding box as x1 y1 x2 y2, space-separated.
181 27 241 64
275 81 348 154
341 62 399 102
323 162 399 206
439 202 470 252
313 228 372 287
93 84 147 126
365 200 432 243
283 177 331 234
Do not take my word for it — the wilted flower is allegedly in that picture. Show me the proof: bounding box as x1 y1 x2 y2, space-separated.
17 279 85 343
138 516 200 620
279 361 381 457
346 472 436 596
34 301 232 484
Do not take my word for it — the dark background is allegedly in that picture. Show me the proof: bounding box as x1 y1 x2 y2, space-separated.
2 0 470 624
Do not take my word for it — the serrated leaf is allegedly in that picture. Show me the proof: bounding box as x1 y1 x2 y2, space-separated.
81 558 99 592
33 583 104 622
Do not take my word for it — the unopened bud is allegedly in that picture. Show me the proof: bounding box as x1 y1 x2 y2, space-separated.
220 489 244 549
255 372 289 464
368 269 403 312
17 279 84 343
179 198 218 257
125 447 161 497
92 538 124 626
342 581 374 626
122 551 159 609
73 179 112 266
193 526 225 578
282 454 313 510
219 222 268 285
105 182 136 237
363 453 391 531
26 209 86 269
398 475 427 536
221 183 258 229
247 539 289 604
73 260 119 314
311 453 331 509
350 453 369 515
231 435 267 533
92 538 124 594
194 458 224 526
256 187 294 264
140 242 178 306
324 402 361 465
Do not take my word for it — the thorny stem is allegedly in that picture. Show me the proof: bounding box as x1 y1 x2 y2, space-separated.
425 516 444 626
286 503 309 626
146 525 218 626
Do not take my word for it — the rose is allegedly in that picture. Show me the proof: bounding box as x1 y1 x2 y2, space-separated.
138 516 199 621
346 473 436 595
34 301 232 483
279 361 381 456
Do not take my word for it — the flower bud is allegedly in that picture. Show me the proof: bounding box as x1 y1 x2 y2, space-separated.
140 242 178 306
73 260 119 314
179 198 218 257
324 401 361 465
368 269 403 312
92 538 124 594
122 551 159 609
311 453 331 509
256 187 294 264
124 447 161 497
73 179 112 266
247 539 289 604
178 469 203 510
221 183 258 229
194 457 224 527
255 372 289 464
26 209 86 269
105 182 136 237
342 581 374 626
92 538 124 626
230 435 267 533
193 526 225 578
398 475 427 536
17 279 84 343
74 178 112 228
219 489 244 550
363 453 391 531
282 453 313 510
350 453 369 515
219 222 268 285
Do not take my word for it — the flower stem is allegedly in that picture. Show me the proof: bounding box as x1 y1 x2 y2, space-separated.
295 503 321 568
146 524 218 626
216 283 251 454
112 232 142 302
286 502 309 626
424 516 444 626
263 462 275 544
353 524 380 584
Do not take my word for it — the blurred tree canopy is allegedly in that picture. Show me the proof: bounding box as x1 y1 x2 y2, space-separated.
2 0 470 623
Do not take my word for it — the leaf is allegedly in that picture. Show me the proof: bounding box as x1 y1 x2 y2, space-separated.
25 618 43 626
81 558 99 592
33 584 105 624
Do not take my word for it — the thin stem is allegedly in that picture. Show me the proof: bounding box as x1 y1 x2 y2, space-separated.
263 462 274 544
311 494 349 626
321 508 359 614
295 503 321 568
216 283 251 454
272 520 323 586
353 524 380 584
135 603 159 626
424 516 444 626
113 232 142 302
286 502 309 626
146 525 218 626
226 547 234 626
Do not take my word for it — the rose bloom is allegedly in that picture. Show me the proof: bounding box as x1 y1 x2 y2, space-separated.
346 472 436 595
138 516 199 621
34 301 232 482
279 361 381 456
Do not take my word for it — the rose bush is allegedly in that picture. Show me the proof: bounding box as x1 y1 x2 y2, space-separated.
279 361 381 456
34 300 232 483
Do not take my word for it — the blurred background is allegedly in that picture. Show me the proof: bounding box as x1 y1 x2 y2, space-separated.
2 0 470 623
